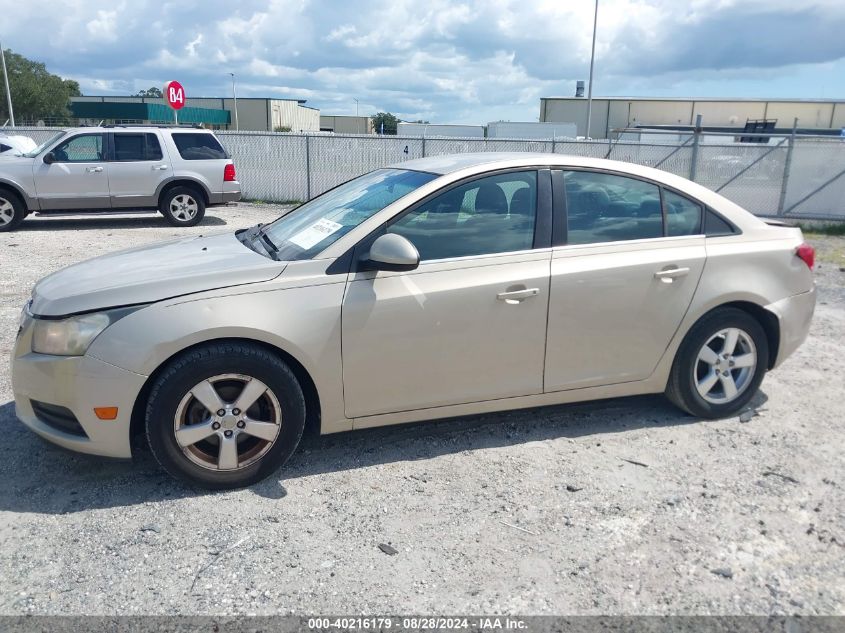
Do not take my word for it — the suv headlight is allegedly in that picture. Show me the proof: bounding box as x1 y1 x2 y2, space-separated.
31 306 142 356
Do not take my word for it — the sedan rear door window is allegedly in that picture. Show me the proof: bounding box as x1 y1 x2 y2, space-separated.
564 171 662 244
664 189 703 236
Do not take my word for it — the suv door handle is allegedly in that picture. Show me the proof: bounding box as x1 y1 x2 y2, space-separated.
654 267 690 282
86 166 104 173
497 288 540 304
152 164 169 170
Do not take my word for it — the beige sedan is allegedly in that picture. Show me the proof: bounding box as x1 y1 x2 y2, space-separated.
12 153 816 489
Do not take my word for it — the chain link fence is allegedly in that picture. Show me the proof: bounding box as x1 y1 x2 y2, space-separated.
3 126 844 220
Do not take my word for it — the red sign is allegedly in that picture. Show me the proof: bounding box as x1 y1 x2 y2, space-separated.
164 80 186 110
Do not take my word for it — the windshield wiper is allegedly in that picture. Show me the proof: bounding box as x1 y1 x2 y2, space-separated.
257 227 281 260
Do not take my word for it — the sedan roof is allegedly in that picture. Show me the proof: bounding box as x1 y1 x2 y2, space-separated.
394 152 669 177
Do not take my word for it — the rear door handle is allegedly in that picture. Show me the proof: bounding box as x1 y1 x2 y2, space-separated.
497 288 540 304
654 267 690 282
152 164 169 170
86 166 104 173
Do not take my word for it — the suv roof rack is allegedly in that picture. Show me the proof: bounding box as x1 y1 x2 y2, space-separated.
101 123 207 129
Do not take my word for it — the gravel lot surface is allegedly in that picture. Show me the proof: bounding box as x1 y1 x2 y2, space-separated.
0 205 843 616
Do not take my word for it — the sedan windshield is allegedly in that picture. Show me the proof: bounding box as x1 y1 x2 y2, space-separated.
261 168 438 260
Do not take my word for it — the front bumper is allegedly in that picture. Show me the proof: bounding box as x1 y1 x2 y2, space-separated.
12 324 147 458
767 286 816 368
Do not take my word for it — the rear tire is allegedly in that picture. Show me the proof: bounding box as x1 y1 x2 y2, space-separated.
160 186 206 227
0 190 26 232
145 342 306 489
666 307 769 419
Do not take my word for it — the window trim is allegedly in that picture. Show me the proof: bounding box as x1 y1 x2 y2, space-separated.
347 167 553 271
551 166 740 247
50 133 106 164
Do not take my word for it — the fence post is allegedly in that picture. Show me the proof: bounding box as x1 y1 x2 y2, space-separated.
422 136 426 158
689 114 702 181
551 138 556 154
305 134 312 201
777 117 798 216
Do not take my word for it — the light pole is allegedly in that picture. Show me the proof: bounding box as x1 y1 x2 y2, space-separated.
0 40 14 127
354 98 359 134
585 0 598 139
229 72 239 131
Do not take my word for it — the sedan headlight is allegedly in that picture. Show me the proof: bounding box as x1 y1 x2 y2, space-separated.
31 306 141 356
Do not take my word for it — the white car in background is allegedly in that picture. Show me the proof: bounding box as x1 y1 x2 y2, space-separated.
0 134 37 157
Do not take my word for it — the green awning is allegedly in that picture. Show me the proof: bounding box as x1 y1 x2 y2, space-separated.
70 101 231 125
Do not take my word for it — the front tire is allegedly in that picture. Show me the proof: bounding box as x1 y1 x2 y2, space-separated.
145 343 306 489
160 186 206 227
666 307 769 418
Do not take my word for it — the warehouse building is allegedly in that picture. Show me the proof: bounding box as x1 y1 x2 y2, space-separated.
319 115 373 134
539 97 845 139
69 96 320 132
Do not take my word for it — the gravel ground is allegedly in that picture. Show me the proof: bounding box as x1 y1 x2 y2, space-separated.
0 205 843 616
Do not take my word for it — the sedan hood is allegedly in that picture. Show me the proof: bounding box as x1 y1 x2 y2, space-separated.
31 232 287 316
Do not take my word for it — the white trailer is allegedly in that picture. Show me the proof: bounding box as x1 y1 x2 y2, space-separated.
397 123 485 138
486 121 577 140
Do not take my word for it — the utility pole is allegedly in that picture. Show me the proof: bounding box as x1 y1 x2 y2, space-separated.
229 72 239 131
354 98 360 134
585 0 598 140
0 40 14 127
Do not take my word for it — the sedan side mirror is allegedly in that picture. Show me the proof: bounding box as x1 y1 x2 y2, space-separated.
43 152 56 165
362 233 420 272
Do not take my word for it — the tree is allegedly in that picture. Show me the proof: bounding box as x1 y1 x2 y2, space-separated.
371 112 399 135
135 86 163 98
0 49 81 124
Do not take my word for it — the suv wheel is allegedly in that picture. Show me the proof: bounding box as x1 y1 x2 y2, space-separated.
0 190 26 232
666 307 769 419
160 186 206 227
145 342 306 489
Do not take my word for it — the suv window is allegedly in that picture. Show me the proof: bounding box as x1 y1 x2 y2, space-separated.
563 170 662 244
171 133 227 160
113 133 163 161
52 134 104 163
146 133 163 160
387 171 537 261
664 189 702 236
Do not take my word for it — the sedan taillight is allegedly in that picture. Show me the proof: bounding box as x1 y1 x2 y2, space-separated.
796 243 815 269
224 163 237 182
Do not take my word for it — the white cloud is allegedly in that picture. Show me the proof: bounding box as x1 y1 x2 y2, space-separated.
0 0 843 122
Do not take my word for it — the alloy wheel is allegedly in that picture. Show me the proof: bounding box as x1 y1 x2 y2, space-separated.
694 327 757 404
173 373 282 471
0 198 14 226
170 194 198 222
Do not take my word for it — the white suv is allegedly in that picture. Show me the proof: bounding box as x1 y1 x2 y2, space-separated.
0 125 241 231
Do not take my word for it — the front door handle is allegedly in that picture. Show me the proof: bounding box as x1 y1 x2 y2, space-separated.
654 267 690 282
497 288 540 304
152 164 169 170
86 166 104 173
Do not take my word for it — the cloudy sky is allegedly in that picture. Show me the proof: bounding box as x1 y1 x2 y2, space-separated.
3 0 845 123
